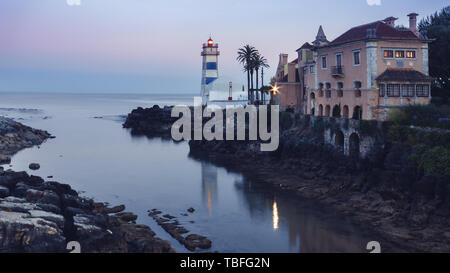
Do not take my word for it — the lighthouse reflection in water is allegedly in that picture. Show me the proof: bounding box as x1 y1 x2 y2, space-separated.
201 162 218 215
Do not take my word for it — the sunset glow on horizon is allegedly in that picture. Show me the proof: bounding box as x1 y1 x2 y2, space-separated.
0 0 446 93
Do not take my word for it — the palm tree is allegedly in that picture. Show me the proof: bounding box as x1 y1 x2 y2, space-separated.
253 53 270 103
260 85 271 104
237 45 257 103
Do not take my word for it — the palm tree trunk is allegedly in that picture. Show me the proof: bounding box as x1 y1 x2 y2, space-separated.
250 70 254 104
255 69 260 102
247 70 250 104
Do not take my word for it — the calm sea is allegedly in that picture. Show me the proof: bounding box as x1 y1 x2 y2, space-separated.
0 92 374 253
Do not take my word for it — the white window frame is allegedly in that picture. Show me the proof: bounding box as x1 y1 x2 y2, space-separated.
321 55 328 70
382 48 418 60
335 53 343 67
405 50 417 59
352 49 361 66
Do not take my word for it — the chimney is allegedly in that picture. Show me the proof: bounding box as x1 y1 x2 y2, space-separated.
408 13 419 36
383 16 398 27
279 54 288 65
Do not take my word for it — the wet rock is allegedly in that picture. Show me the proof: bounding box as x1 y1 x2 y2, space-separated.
0 204 66 253
103 205 125 214
0 185 9 198
148 209 162 216
65 206 85 216
187 207 195 213
122 105 177 138
29 163 40 170
150 209 211 251
29 209 65 228
185 234 212 251
0 116 174 253
115 212 138 223
163 214 176 219
0 155 11 164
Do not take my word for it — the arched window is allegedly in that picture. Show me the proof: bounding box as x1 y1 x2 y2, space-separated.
335 130 345 153
319 104 323 116
343 105 349 118
325 105 331 117
349 133 360 158
332 105 341 118
352 106 362 120
310 92 316 115
354 81 362 97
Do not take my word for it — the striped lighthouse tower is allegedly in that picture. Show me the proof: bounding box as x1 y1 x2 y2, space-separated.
201 37 220 105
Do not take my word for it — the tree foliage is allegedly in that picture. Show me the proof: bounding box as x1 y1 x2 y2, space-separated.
419 6 450 104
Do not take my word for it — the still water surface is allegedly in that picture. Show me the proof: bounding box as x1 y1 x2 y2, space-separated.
0 92 373 253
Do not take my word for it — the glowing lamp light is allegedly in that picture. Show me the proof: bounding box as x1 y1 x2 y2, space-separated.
273 200 279 231
208 38 214 47
270 83 280 95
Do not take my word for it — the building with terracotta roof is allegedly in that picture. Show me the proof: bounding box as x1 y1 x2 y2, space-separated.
278 13 433 120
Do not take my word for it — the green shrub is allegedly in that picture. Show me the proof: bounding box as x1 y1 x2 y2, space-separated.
388 104 450 129
280 112 293 131
422 146 450 179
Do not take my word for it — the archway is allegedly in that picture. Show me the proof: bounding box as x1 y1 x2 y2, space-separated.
343 105 349 118
325 105 331 117
349 133 360 158
332 105 341 118
352 106 362 120
310 92 316 115
319 105 323 116
335 130 345 153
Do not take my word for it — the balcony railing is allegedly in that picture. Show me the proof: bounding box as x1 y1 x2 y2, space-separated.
331 66 344 77
203 43 219 48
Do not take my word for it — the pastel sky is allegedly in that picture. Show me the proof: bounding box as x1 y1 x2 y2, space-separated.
0 0 447 93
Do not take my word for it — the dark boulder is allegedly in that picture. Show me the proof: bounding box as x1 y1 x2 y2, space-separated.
28 163 40 170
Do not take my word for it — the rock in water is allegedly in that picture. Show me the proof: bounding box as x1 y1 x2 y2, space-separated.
0 155 11 164
187 207 195 213
29 163 40 170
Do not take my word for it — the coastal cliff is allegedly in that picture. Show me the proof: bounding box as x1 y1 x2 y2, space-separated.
0 116 174 253
124 106 450 252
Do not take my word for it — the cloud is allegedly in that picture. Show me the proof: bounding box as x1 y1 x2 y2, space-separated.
67 0 81 6
366 0 381 6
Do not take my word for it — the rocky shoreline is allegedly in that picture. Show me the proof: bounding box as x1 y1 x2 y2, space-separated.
0 116 175 253
0 116 52 165
124 105 450 253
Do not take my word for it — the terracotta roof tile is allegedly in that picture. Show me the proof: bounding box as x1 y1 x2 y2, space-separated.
376 69 435 82
328 21 420 47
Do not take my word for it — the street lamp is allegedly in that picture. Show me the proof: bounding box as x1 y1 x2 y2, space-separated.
269 83 280 105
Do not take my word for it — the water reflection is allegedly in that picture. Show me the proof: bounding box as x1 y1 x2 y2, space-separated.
231 175 367 253
201 162 218 215
273 200 279 231
0 92 374 253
